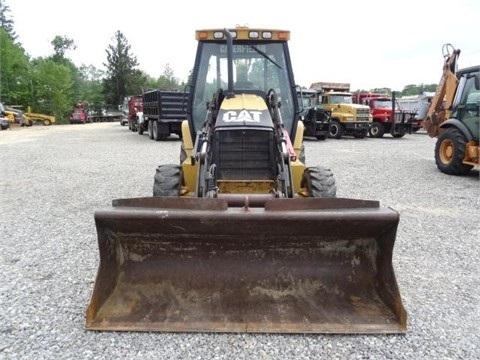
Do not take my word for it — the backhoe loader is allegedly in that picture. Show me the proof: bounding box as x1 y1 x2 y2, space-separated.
423 44 479 175
86 27 407 334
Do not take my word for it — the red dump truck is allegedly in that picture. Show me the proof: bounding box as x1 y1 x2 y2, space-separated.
352 92 417 138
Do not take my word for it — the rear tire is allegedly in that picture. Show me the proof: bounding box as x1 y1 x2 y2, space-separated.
435 127 472 175
148 121 154 139
153 164 182 196
300 166 336 198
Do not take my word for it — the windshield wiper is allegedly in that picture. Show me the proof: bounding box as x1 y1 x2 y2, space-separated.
248 45 281 69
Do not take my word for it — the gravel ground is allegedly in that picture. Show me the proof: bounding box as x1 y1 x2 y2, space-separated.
0 123 478 359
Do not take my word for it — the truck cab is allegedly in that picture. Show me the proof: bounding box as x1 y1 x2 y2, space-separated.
313 86 371 139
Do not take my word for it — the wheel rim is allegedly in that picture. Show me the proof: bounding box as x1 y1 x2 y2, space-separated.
439 139 454 164
330 125 338 136
371 125 378 136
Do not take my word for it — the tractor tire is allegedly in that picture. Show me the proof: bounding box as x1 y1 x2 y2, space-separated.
392 133 405 138
138 122 144 135
153 164 182 196
329 120 343 139
300 166 337 198
369 122 385 138
435 127 473 175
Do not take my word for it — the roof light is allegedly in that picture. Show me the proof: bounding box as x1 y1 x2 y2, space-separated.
249 31 259 39
213 31 224 39
197 31 208 40
278 31 288 40
262 32 272 39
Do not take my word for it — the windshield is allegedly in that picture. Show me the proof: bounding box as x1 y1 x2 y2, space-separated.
191 41 295 133
329 95 353 104
373 99 391 108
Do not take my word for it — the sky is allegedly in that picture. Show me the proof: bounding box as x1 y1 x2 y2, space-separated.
6 0 480 91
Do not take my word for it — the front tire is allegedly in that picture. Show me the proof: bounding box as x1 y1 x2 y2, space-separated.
369 122 385 138
153 164 182 196
435 127 472 175
329 120 343 139
300 166 337 198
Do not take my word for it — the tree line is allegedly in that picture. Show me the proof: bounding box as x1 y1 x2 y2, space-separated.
0 0 185 123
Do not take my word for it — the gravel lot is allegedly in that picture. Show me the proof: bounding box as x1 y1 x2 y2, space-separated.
1 123 478 359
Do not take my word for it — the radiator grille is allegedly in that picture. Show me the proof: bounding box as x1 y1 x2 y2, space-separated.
213 130 275 180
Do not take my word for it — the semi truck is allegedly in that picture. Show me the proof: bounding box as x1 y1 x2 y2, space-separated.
352 91 417 138
69 102 123 124
136 89 188 141
310 82 371 139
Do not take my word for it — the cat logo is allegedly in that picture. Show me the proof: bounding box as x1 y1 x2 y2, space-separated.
222 110 262 122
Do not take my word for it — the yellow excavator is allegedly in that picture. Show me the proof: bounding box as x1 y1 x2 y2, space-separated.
423 44 479 175
86 27 407 334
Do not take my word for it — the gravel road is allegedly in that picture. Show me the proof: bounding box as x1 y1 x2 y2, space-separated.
1 123 478 359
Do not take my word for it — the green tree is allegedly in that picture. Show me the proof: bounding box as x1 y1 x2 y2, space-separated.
157 63 182 90
0 0 17 42
103 30 141 106
76 64 104 108
401 83 437 96
51 35 77 63
30 58 73 122
0 28 30 104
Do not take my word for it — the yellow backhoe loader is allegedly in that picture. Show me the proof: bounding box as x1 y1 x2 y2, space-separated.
423 44 479 175
86 27 407 334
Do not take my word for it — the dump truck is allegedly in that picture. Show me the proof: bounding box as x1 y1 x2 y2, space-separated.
310 82 371 139
352 92 417 138
297 88 331 140
423 44 479 175
396 92 435 130
86 26 407 334
136 89 188 140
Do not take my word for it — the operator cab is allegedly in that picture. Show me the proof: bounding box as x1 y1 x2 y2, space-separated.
187 28 299 140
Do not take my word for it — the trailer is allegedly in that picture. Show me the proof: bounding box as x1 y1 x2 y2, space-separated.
138 90 188 141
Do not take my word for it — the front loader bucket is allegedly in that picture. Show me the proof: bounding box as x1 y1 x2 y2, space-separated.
86 197 407 334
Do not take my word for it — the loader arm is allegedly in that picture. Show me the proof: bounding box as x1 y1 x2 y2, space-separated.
423 44 461 137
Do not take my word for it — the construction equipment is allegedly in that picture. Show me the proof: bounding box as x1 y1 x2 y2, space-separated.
24 107 56 126
86 27 407 334
423 44 479 175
